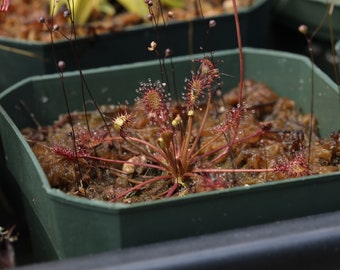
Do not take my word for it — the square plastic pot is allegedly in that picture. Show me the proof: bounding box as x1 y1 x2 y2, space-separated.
1 47 340 261
0 0 270 90
273 0 340 40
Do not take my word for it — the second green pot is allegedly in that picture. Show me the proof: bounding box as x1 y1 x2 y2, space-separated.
0 0 271 90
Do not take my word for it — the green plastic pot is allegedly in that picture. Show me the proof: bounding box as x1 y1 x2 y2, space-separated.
0 0 270 90
273 0 340 40
1 48 340 261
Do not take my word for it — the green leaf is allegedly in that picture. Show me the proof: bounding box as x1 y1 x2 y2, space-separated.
116 0 149 18
116 0 186 19
50 0 116 25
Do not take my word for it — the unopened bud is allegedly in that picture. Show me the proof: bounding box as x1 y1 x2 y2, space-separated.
209 20 216 28
157 137 166 150
147 13 153 21
148 41 157 51
168 11 174 19
53 24 60 31
172 114 182 127
165 48 172 57
38 16 45 23
58 60 66 71
145 0 153 6
63 9 71 18
298 24 308 35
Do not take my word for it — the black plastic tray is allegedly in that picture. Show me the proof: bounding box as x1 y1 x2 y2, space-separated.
13 209 340 270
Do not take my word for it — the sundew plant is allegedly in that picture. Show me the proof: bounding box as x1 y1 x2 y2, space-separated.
22 0 340 203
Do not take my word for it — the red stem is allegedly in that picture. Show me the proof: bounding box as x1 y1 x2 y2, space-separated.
193 168 275 174
232 0 244 105
111 174 173 202
85 155 167 171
